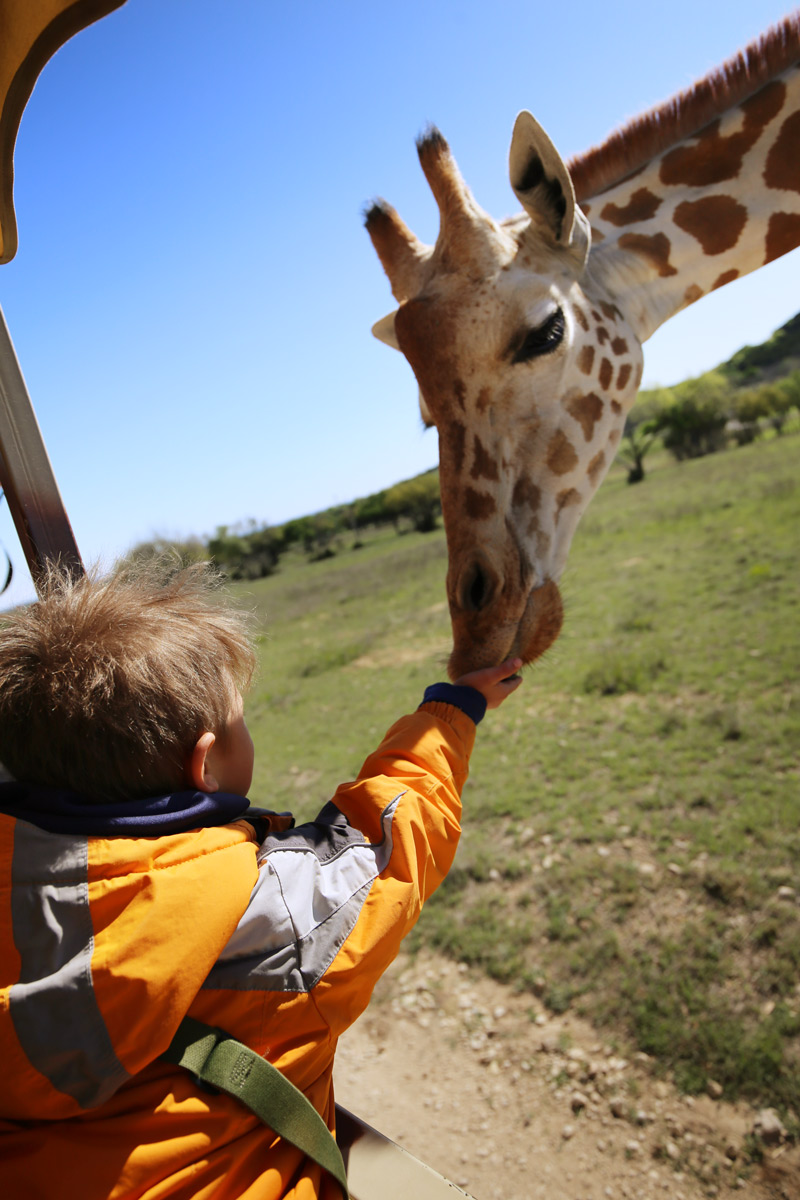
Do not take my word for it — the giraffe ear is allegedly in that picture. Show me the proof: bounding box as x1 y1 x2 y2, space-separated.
509 111 590 268
371 310 400 350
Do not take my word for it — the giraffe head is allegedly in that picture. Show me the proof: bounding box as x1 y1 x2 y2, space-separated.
366 116 643 678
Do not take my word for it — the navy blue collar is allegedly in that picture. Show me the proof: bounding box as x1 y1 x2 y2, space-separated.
0 781 251 837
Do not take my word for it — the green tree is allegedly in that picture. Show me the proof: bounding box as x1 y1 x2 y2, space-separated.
651 373 729 461
123 535 207 569
617 389 668 483
384 472 441 533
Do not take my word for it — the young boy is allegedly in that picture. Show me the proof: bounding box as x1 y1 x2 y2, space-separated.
0 562 522 1199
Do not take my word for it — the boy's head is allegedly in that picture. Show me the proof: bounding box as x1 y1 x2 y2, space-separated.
0 561 257 802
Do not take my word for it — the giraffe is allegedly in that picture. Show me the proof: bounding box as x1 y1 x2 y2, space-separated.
365 15 800 680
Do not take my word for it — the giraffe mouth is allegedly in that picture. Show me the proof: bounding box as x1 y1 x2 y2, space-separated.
447 579 564 679
512 579 564 664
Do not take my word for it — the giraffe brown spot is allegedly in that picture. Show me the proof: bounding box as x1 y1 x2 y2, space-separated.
471 435 499 482
673 196 748 256
476 387 491 413
712 269 739 290
546 430 579 475
684 284 704 305
599 358 613 390
590 226 606 242
765 212 800 263
454 379 467 411
610 400 622 415
617 363 632 391
611 337 629 356
574 306 589 331
764 111 800 193
566 392 604 442
600 187 663 227
578 345 595 375
608 429 621 446
600 301 622 322
596 326 610 346
741 78 789 132
587 449 606 485
660 81 786 187
464 487 497 520
619 231 677 277
555 488 581 521
446 421 467 475
512 475 542 513
591 309 602 322
582 203 592 216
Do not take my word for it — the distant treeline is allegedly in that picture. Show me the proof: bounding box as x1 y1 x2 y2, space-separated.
128 470 442 580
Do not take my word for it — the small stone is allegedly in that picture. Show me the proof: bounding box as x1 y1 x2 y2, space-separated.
562 1124 576 1140
777 885 796 901
624 1139 641 1156
707 1079 723 1099
725 1142 738 1161
754 1107 786 1145
667 863 682 876
571 1092 589 1112
610 1098 627 1119
665 1141 681 1161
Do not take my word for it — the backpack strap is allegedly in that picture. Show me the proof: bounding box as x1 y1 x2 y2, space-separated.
162 1016 349 1199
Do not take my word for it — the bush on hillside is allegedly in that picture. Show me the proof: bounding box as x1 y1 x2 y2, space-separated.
208 523 282 579
123 536 208 569
651 373 729 461
384 472 441 533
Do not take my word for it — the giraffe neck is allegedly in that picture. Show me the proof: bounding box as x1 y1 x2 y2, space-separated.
583 63 800 343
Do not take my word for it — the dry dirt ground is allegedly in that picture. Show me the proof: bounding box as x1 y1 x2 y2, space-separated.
334 952 800 1200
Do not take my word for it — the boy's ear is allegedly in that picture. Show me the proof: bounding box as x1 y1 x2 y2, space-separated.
187 731 219 793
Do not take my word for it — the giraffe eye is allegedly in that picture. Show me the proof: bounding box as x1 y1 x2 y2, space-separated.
511 308 565 363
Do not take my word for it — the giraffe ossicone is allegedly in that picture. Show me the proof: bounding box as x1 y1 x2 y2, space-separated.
366 15 800 680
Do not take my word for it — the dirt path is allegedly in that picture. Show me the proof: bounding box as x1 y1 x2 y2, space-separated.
334 952 799 1200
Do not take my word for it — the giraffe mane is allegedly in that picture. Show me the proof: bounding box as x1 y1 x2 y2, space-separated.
569 13 800 202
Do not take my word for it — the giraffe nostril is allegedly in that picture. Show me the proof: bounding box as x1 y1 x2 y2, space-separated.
459 561 498 613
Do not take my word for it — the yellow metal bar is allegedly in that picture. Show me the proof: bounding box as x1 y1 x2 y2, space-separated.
0 0 128 263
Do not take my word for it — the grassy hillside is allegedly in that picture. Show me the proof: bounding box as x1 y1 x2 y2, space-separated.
722 311 800 385
234 430 799 1114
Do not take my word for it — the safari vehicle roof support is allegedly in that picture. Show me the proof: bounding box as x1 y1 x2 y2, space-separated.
0 304 83 589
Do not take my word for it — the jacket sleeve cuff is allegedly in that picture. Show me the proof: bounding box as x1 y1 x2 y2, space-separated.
419 682 487 726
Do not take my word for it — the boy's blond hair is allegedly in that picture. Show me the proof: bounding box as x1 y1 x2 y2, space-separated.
0 561 257 802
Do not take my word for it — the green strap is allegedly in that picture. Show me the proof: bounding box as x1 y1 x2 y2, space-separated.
162 1016 349 1200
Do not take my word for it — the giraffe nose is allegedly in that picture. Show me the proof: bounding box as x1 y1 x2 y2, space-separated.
456 558 502 613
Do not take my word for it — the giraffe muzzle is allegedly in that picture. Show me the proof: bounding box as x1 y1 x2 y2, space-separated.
447 576 564 679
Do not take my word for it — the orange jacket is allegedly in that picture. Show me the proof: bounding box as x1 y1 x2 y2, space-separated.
0 697 475 1199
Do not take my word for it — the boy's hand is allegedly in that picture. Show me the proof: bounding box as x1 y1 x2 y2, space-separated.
454 657 523 710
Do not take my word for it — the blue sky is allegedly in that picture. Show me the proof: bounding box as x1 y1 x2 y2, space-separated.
1 0 797 607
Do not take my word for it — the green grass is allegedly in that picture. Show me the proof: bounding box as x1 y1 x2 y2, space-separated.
233 433 800 1111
